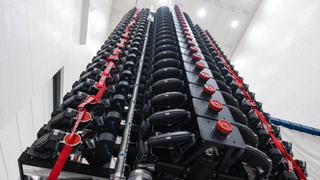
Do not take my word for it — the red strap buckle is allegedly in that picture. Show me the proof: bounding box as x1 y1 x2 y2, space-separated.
117 39 127 48
106 55 118 61
122 32 130 40
112 48 121 56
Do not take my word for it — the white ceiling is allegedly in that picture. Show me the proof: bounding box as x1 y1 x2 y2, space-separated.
108 0 261 58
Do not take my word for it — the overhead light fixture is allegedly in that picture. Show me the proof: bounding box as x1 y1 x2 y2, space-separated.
198 9 206 17
231 21 238 28
160 0 169 5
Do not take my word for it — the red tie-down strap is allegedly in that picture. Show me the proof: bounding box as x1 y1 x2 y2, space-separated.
95 61 115 89
133 9 140 20
124 25 131 33
47 62 114 180
255 110 306 179
48 9 140 179
47 96 96 180
203 31 306 180
124 20 135 32
122 31 130 40
47 144 73 180
124 9 140 32
118 27 130 47
105 47 122 61
117 38 128 48
113 47 122 56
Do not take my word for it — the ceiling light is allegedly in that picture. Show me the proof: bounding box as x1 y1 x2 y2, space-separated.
160 0 169 5
198 9 206 17
231 21 238 28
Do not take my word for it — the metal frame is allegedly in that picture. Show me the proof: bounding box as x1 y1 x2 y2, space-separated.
111 9 154 180
18 149 113 179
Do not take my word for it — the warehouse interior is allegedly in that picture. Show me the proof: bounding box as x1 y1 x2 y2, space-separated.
0 0 319 179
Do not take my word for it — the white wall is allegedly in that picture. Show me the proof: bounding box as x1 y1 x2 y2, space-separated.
0 0 113 179
280 127 320 179
231 0 320 128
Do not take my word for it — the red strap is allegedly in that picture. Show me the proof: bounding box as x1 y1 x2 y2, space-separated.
70 96 95 135
133 9 140 20
112 47 122 56
117 38 127 48
96 61 115 88
72 62 114 136
256 109 306 179
124 21 134 32
106 55 118 61
203 31 306 180
124 26 131 33
47 9 140 179
122 32 130 40
47 145 73 180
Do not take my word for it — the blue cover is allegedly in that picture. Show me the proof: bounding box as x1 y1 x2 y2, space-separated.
290 122 302 131
301 125 314 134
313 128 320 136
280 119 292 129
272 117 320 136
270 117 281 125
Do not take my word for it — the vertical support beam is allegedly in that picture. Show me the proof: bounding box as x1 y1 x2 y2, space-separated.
111 10 153 180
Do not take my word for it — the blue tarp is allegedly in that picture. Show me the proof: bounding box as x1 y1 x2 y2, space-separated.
270 117 320 136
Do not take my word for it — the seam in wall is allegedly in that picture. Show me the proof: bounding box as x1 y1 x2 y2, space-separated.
0 144 9 180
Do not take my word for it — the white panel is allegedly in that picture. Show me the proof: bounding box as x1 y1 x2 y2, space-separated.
0 116 21 180
0 97 17 125
136 0 146 9
12 48 32 85
72 0 90 45
0 109 3 130
124 0 136 14
0 30 11 65
0 144 8 180
112 0 125 11
0 0 126 176
54 0 72 13
183 0 201 11
26 0 55 24
232 0 320 128
3 26 30 62
11 46 33 112
0 0 24 7
16 101 35 148
0 2 28 37
29 30 51 62
280 128 320 180
31 89 45 136
27 4 54 44
53 39 66 73
14 85 33 115
43 78 53 122
0 59 15 108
